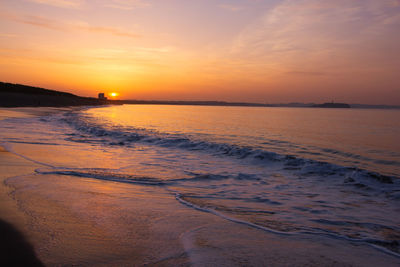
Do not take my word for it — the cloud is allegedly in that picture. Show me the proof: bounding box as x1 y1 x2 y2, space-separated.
72 21 140 38
286 71 327 76
0 33 19 38
14 15 66 31
0 44 173 68
230 0 400 73
219 4 243 12
27 0 84 9
2 13 140 38
104 0 149 10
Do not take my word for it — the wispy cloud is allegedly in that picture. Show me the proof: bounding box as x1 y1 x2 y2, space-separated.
72 21 140 38
286 71 327 76
14 15 66 31
104 0 149 10
219 4 243 12
0 33 19 38
230 0 400 74
2 13 140 38
0 44 173 68
27 0 84 9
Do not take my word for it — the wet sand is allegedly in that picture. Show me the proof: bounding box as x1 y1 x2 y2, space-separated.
1 108 399 266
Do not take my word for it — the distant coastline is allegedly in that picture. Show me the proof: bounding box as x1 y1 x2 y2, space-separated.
312 103 350 108
1 82 399 109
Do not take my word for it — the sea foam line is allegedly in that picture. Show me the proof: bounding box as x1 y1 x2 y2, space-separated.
35 168 169 186
175 193 400 258
0 142 55 168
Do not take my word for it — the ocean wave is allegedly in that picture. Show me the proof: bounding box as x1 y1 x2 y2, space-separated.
59 112 399 190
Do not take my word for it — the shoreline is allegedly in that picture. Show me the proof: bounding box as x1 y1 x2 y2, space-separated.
0 145 44 266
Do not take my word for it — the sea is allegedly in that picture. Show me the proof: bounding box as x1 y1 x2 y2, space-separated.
1 105 399 257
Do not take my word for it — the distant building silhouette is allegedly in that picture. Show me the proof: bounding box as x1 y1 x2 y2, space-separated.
98 93 107 100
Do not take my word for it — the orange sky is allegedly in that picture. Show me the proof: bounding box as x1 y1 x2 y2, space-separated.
1 0 400 104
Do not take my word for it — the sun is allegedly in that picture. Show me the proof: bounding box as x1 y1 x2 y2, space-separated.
109 92 119 98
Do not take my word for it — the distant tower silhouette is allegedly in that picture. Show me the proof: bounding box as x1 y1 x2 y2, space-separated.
98 93 107 100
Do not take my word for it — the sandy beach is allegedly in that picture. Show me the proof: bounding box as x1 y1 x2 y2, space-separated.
1 107 399 266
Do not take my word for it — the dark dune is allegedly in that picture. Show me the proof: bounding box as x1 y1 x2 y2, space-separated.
0 82 111 107
0 219 44 267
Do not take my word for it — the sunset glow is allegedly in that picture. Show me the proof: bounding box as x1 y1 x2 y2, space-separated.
1 0 400 104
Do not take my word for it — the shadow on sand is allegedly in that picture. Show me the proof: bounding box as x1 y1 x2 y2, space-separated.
0 219 44 266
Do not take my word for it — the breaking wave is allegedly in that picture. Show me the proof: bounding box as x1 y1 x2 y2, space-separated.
60 111 399 188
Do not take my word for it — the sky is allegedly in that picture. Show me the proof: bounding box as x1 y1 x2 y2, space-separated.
0 0 400 104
